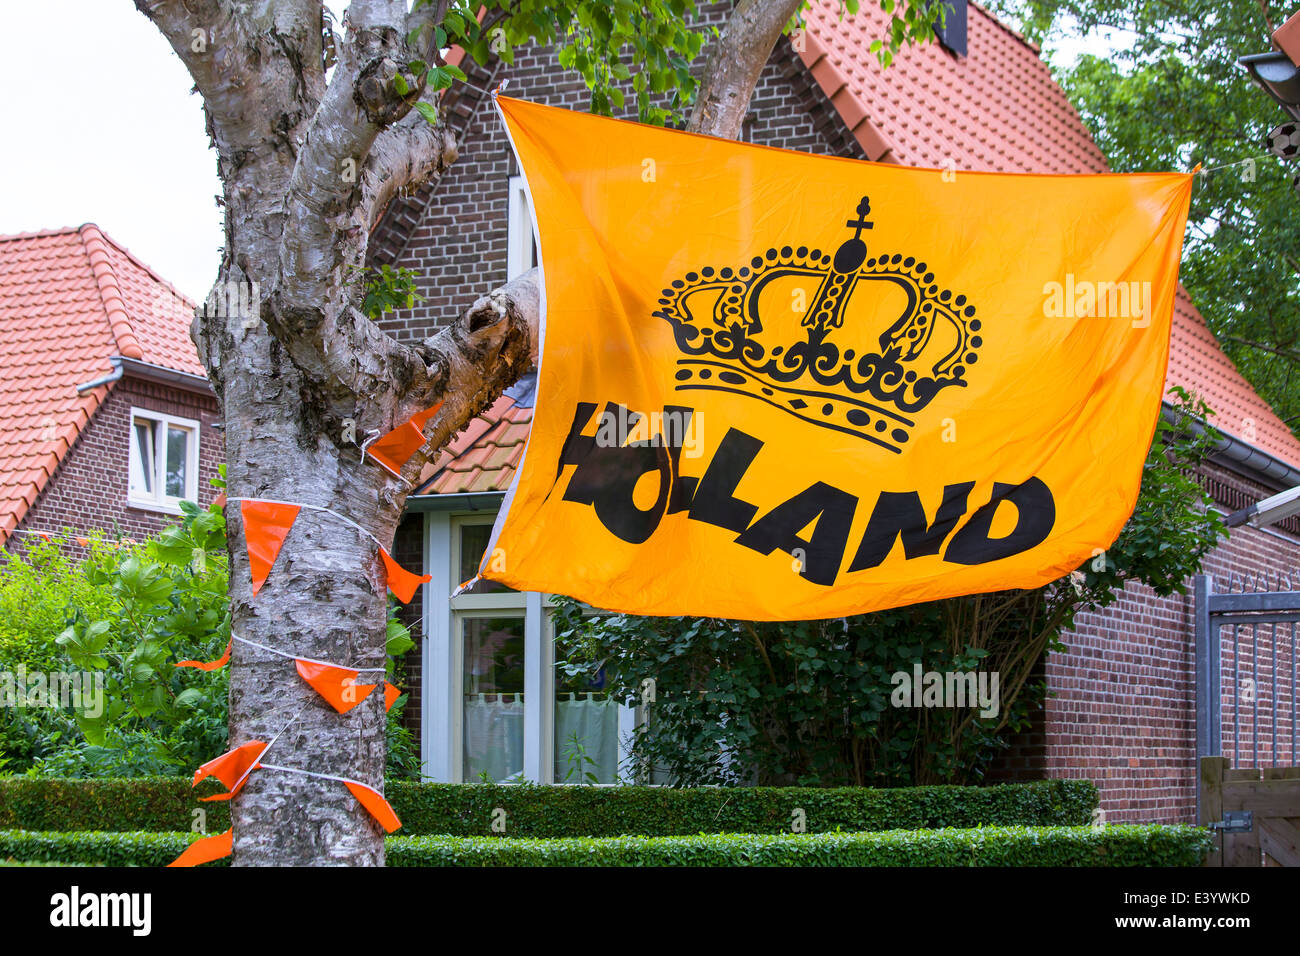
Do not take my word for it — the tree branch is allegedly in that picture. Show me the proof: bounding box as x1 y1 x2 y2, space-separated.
1224 335 1300 366
403 269 542 459
273 2 433 388
686 0 805 139
133 0 245 91
361 108 459 230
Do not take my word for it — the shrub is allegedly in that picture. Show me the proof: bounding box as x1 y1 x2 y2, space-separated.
0 467 417 778
0 824 1213 868
0 776 1096 836
0 534 132 771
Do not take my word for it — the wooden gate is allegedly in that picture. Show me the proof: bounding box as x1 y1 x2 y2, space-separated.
1200 756 1300 866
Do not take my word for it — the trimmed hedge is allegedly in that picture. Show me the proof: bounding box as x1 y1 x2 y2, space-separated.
0 778 231 834
0 825 1212 867
0 777 1097 837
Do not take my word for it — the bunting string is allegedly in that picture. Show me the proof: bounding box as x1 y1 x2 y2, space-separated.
232 633 387 672
226 497 386 550
1194 152 1290 176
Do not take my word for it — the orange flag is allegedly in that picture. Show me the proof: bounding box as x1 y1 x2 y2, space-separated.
176 638 232 671
241 500 300 595
344 781 402 833
379 546 430 604
294 658 378 714
167 829 233 868
193 740 267 801
479 96 1196 619
367 401 444 477
384 682 401 713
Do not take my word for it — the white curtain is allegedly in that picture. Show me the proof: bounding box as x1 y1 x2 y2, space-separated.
463 694 524 782
555 693 620 783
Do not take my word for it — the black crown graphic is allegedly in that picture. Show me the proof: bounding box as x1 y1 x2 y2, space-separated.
653 196 982 453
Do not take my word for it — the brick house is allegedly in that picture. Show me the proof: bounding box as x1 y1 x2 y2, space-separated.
0 225 221 549
363 0 1300 821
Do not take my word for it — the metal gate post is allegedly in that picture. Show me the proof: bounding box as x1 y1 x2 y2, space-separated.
1196 573 1221 760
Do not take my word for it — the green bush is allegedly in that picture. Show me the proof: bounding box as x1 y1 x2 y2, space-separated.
389 778 1098 837
0 468 418 779
0 535 124 769
0 776 1096 836
0 824 1213 867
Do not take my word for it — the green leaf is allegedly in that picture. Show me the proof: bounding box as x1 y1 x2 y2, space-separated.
74 710 107 747
175 688 206 709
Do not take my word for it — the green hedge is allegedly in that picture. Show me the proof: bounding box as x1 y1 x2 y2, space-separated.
0 778 231 833
0 825 1212 867
0 777 1097 836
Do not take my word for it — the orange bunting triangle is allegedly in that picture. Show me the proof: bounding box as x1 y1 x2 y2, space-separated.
366 401 445 477
367 421 425 478
344 781 402 833
193 740 267 800
295 658 378 714
167 829 233 867
241 500 300 595
384 682 401 713
176 638 232 671
380 546 430 604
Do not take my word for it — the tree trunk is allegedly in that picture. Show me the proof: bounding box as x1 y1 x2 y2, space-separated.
136 0 793 866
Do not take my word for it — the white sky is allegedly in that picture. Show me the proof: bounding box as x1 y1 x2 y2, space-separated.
0 2 1106 302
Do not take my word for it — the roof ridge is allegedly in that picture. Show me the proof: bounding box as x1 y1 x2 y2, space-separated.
78 224 145 360
89 224 199 310
0 225 83 242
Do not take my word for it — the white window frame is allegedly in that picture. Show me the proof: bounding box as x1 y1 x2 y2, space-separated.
127 407 200 514
506 174 539 281
422 510 632 784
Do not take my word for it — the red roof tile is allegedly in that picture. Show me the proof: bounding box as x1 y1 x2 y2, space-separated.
421 1 1300 494
416 394 532 494
0 225 204 540
798 0 1108 172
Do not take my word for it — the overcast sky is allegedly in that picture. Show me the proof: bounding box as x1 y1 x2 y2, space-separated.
0 2 1103 301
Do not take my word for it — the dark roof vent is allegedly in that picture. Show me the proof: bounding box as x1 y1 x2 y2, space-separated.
934 0 967 58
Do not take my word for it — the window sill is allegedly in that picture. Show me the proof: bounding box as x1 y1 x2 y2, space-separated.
126 498 191 517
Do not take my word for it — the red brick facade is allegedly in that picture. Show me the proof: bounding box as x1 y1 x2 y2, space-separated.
8 373 222 544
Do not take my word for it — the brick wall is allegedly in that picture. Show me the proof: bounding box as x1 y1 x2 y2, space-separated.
990 458 1300 824
9 374 222 545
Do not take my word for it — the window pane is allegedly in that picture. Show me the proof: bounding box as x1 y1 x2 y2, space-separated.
458 524 514 594
462 616 525 783
130 421 155 496
555 664 619 784
165 426 190 498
